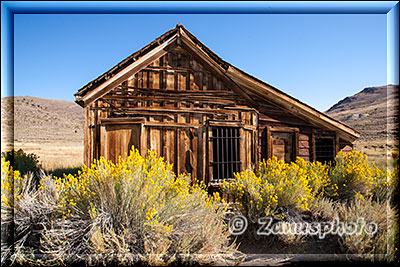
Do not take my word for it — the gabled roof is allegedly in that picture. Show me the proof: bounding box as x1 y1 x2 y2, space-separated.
75 24 360 142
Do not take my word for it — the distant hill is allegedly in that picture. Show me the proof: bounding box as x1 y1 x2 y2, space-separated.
1 96 84 169
1 96 83 143
325 85 399 164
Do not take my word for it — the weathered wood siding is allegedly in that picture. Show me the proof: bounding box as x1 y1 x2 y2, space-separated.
84 46 258 183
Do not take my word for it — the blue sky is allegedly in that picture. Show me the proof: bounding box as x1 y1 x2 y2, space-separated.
13 13 387 112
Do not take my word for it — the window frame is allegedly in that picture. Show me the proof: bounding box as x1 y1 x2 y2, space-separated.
209 126 242 183
315 135 336 163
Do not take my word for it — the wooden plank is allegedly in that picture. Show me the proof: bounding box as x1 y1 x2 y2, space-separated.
299 140 309 148
93 109 100 162
83 107 89 165
100 125 106 160
294 131 299 161
269 126 299 133
299 134 309 141
190 72 197 90
208 120 244 127
113 86 235 96
299 148 310 156
246 130 251 170
266 126 272 159
164 129 175 165
144 121 202 128
194 72 202 90
311 131 316 162
140 123 146 154
207 126 213 183
239 127 246 172
150 127 161 156
179 129 189 175
175 128 179 175
273 145 285 154
178 72 187 90
166 71 175 90
197 127 204 183
190 128 198 182
335 133 340 157
107 107 241 115
153 70 160 89
100 117 145 124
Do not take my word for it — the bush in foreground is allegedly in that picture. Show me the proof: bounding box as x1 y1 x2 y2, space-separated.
222 150 397 261
222 156 331 222
335 196 398 261
1 149 237 266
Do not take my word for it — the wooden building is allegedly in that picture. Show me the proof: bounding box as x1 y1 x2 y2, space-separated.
75 24 359 185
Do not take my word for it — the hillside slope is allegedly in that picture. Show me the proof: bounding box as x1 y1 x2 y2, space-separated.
325 85 399 164
1 96 84 169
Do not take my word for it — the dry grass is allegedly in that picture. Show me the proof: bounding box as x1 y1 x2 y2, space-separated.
335 197 398 261
1 141 83 172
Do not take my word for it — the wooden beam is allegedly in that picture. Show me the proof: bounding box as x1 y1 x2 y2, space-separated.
311 130 316 162
100 117 145 124
114 86 235 95
269 126 299 133
294 131 299 161
335 133 340 156
93 106 241 115
266 126 272 159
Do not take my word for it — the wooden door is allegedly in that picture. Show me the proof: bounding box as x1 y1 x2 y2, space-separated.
100 123 141 163
271 132 293 163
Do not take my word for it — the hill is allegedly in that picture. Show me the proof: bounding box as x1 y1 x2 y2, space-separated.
325 85 399 166
1 96 84 170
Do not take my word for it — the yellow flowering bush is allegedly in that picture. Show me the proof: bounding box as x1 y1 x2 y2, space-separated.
223 151 393 222
223 157 329 221
1 157 24 208
41 148 234 265
2 148 236 266
328 151 392 201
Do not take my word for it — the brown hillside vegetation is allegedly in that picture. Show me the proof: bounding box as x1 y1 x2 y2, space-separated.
325 85 399 166
1 96 84 170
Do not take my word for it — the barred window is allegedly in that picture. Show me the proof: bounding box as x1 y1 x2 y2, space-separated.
315 137 335 163
211 127 241 182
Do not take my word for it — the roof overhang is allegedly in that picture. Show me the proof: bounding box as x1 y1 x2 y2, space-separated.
225 66 360 142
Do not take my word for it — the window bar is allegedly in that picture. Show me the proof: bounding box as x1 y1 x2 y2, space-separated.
236 128 240 173
229 128 233 178
223 128 226 179
221 128 225 180
216 128 220 181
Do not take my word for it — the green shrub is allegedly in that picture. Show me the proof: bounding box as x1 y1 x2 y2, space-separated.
1 149 41 177
47 166 82 178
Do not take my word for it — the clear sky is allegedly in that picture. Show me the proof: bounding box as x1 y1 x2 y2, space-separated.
13 13 387 112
